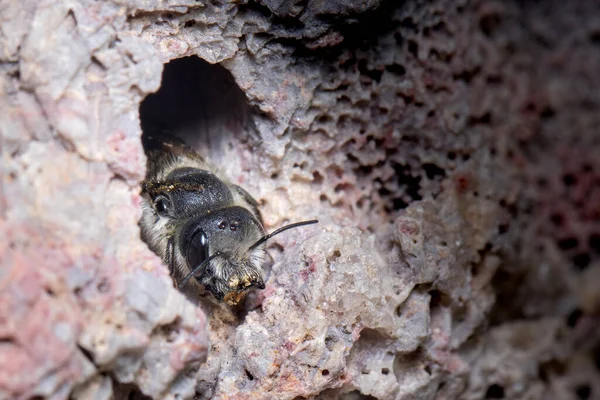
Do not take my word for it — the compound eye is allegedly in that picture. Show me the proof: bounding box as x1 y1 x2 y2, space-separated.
187 229 209 274
154 194 171 217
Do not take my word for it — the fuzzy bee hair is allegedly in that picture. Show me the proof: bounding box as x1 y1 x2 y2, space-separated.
140 134 266 304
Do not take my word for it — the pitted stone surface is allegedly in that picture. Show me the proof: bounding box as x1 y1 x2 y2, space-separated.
1 0 599 399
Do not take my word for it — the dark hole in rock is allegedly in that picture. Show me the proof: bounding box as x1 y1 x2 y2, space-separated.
139 56 253 158
245 369 254 381
381 368 389 375
538 359 566 383
422 163 446 180
358 59 383 83
468 112 491 125
324 335 337 351
97 278 110 293
392 197 409 210
391 162 422 210
408 40 419 57
386 64 406 76
313 171 324 184
594 346 600 371
322 369 329 376
113 380 153 400
572 253 591 270
339 390 378 400
550 213 564 227
540 105 555 119
575 384 591 400
498 223 509 234
558 237 579 250
589 233 600 254
566 308 583 328
485 383 505 398
563 174 577 186
429 289 451 308
479 13 500 37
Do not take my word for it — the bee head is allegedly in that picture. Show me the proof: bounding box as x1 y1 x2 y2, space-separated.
142 167 267 302
178 206 266 301
142 165 318 304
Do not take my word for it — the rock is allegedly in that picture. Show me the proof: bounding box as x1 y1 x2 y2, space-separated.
1 0 599 399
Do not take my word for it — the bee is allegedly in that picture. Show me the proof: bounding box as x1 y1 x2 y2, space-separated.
139 134 317 304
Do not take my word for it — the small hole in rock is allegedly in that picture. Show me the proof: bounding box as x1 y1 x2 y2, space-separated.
381 368 389 375
385 64 406 76
558 237 578 250
594 346 600 371
422 163 446 180
485 384 505 398
563 174 577 186
245 370 254 381
575 384 591 400
408 40 419 57
97 278 110 293
538 359 566 383
589 234 600 254
498 223 509 234
550 213 564 227
540 105 555 119
312 171 324 185
566 308 582 328
572 253 591 270
322 369 329 376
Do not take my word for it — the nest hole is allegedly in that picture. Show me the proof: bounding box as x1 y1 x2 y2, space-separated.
139 56 253 158
485 384 505 398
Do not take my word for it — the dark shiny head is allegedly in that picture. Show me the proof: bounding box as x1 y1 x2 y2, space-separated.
178 205 265 280
143 167 267 301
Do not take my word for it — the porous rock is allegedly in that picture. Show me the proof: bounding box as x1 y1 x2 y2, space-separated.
1 0 599 399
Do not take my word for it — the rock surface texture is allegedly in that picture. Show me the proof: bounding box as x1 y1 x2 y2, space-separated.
1 0 599 399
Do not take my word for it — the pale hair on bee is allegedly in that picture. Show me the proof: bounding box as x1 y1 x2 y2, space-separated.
139 134 317 304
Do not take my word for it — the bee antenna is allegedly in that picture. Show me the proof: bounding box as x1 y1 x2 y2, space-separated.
180 251 222 288
248 219 319 251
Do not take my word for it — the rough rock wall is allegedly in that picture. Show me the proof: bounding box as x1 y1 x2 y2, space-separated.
1 0 599 400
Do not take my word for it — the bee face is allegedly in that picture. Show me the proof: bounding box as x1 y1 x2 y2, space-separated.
177 205 266 299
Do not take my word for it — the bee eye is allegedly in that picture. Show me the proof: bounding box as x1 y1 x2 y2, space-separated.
154 195 171 216
187 229 209 274
218 221 227 230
